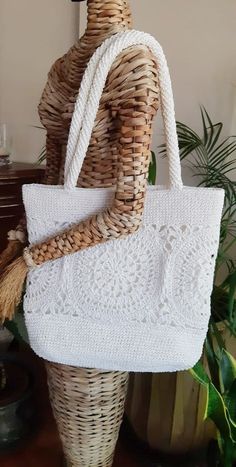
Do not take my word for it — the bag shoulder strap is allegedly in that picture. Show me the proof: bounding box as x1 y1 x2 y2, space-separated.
64 30 183 190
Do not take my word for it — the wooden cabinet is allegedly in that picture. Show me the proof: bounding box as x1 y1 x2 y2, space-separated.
0 163 44 253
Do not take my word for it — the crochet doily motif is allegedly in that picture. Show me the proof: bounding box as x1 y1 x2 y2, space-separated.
24 222 219 331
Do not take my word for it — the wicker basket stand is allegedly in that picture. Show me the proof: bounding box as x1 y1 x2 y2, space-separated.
46 363 128 466
36 1 159 465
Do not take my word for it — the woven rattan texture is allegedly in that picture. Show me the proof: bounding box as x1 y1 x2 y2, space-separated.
33 1 159 266
46 363 129 467
37 1 159 466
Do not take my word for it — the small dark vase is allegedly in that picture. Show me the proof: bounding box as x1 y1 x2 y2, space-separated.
0 353 36 451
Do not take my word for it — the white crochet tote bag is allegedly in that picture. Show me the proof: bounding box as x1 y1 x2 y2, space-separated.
23 30 224 372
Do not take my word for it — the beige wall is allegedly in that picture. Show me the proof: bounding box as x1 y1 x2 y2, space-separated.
1 0 236 173
0 0 79 163
80 0 236 184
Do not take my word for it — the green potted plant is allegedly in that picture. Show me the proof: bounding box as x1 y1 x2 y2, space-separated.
173 110 236 463
125 108 236 462
191 349 236 467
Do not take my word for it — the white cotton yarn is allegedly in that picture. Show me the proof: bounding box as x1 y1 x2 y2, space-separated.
22 31 224 372
65 30 182 190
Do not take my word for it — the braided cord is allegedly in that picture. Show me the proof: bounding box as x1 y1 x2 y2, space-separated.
27 30 181 267
64 34 122 181
65 30 183 190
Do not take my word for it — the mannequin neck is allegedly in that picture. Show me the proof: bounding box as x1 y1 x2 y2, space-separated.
84 0 132 36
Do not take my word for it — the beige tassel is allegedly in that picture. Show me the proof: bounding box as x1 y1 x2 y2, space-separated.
0 256 28 323
0 240 23 274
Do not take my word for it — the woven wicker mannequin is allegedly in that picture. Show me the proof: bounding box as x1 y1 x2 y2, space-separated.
0 1 159 465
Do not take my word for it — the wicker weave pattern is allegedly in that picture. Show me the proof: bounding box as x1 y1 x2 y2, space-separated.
37 2 158 466
46 363 128 467
32 5 159 266
39 1 132 186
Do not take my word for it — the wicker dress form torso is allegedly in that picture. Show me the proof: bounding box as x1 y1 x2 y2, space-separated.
38 1 159 466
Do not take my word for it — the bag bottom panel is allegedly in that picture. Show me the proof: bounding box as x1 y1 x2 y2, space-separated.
24 313 206 373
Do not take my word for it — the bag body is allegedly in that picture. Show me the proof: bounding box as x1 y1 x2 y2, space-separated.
22 30 224 372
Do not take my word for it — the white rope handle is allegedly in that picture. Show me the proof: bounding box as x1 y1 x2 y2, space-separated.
64 33 122 181
64 30 183 190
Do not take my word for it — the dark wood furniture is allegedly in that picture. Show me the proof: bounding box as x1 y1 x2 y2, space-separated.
0 163 44 253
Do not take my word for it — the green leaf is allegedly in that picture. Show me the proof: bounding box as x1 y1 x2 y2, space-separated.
210 320 226 352
200 106 222 153
220 350 236 393
206 382 232 439
36 146 46 165
175 121 203 160
195 165 235 202
227 271 236 323
190 361 210 386
200 106 210 147
225 380 236 428
208 122 223 155
209 140 236 169
148 151 156 185
205 332 221 390
220 436 236 467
